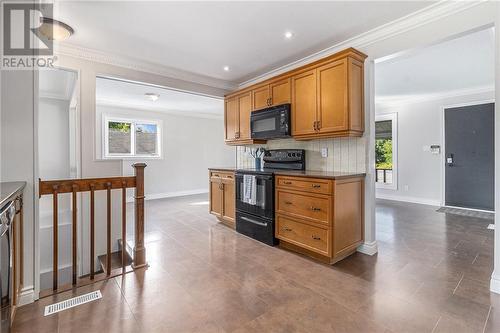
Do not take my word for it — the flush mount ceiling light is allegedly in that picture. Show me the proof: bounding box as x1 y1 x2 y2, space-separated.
144 93 160 101
223 66 230 71
38 17 74 41
284 31 294 39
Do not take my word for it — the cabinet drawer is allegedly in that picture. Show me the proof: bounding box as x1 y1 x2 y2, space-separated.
276 190 331 226
276 215 330 256
211 171 234 179
276 176 332 194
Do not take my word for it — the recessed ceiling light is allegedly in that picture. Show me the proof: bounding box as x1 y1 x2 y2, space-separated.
144 93 160 101
38 17 74 41
284 31 294 39
223 66 230 72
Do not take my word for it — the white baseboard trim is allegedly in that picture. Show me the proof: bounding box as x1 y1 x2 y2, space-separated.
357 241 378 256
127 189 209 203
18 286 35 306
490 272 500 294
376 193 441 207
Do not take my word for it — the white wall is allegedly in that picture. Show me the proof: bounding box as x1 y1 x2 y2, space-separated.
1 69 37 305
96 104 235 198
376 90 494 206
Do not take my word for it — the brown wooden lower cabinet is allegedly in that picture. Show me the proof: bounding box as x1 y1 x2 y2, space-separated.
275 175 364 264
209 170 235 228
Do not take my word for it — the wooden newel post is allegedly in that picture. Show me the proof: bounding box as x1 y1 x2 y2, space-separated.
132 163 147 269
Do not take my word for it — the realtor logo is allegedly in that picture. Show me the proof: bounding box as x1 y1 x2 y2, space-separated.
2 2 55 69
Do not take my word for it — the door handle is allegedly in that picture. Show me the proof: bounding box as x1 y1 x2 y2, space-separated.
310 207 321 211
446 153 454 167
313 121 317 131
311 184 321 188
282 227 292 232
284 201 292 205
311 235 321 241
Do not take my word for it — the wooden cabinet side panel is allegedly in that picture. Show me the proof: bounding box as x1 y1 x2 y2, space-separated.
291 70 317 136
348 58 364 132
270 78 291 105
225 98 238 141
333 178 364 257
222 177 235 224
238 93 252 140
317 59 348 133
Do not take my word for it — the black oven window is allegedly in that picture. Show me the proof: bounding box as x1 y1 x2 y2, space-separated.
253 118 276 132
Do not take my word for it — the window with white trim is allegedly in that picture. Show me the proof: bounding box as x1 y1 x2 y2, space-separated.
103 116 162 159
375 113 397 190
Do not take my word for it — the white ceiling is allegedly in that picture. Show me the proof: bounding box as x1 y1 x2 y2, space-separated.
96 77 224 118
375 27 495 102
39 68 77 101
54 1 434 85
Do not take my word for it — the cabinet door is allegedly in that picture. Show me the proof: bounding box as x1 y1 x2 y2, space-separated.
225 97 239 141
222 180 235 224
292 70 317 136
238 92 252 140
210 179 222 217
317 59 348 133
252 85 270 111
270 78 291 106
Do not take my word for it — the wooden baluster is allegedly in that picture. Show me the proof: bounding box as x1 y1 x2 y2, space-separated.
90 184 95 280
71 184 78 285
52 185 59 291
106 182 112 275
122 181 127 272
132 163 147 269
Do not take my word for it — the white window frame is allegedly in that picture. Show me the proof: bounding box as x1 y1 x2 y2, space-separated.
103 115 162 159
375 112 398 190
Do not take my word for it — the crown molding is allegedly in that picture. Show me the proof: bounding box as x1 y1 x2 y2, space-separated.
375 85 495 108
96 98 223 120
55 43 238 91
238 0 486 88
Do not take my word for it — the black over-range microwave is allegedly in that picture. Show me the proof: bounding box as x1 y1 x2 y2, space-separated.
250 104 291 140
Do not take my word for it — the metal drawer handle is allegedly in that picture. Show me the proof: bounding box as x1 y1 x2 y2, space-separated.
284 201 293 205
312 184 321 188
282 227 292 232
283 181 292 185
310 207 321 211
312 235 321 241
240 216 268 227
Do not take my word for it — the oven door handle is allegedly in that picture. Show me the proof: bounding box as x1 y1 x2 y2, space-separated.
240 216 268 227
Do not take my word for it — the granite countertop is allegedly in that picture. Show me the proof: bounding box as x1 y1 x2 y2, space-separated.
209 167 365 180
0 182 26 209
208 167 237 172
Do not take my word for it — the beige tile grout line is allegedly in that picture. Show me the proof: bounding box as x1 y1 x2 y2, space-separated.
482 305 492 333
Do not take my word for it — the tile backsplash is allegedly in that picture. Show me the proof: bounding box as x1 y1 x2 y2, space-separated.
236 137 366 173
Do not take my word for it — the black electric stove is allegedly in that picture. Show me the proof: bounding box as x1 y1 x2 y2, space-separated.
235 149 305 246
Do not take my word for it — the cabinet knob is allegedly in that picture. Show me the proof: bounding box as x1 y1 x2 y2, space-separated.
311 235 321 241
283 181 292 185
284 201 292 205
283 227 292 232
312 184 321 188
310 207 321 212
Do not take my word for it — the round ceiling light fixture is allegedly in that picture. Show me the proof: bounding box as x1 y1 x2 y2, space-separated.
223 66 230 72
38 17 74 41
144 93 160 101
284 31 294 39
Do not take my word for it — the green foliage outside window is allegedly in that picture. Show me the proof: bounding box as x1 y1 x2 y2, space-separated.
376 139 392 169
108 122 131 132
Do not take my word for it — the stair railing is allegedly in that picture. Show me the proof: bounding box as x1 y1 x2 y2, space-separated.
39 163 147 293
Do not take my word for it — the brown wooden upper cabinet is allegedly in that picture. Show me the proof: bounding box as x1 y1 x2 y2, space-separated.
225 92 266 145
224 48 366 143
251 78 291 111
